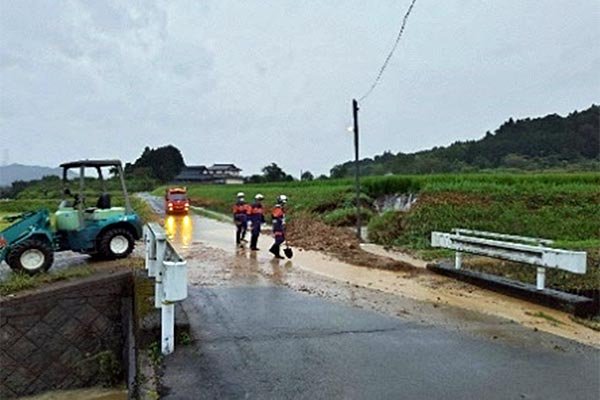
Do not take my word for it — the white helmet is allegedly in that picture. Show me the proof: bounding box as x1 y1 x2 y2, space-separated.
237 192 245 198
255 193 264 200
277 194 288 204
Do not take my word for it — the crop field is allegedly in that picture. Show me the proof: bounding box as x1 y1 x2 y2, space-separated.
3 172 597 291
156 172 600 291
154 179 355 215
155 172 600 246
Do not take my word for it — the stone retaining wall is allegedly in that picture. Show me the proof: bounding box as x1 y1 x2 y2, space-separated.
0 270 133 399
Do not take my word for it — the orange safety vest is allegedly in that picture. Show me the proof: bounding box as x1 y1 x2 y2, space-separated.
233 203 250 215
272 207 284 219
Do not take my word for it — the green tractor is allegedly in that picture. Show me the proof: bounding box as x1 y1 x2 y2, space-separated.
0 160 143 275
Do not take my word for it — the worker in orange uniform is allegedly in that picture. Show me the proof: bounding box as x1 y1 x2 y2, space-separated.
233 192 251 247
249 194 265 251
269 195 287 259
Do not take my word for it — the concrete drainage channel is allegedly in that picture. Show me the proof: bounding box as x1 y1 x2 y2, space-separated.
0 224 190 400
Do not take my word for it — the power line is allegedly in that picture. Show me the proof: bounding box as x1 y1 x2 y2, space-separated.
359 0 418 102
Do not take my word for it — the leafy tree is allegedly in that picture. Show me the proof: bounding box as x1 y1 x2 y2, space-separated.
301 171 314 181
5 180 29 198
502 153 529 169
126 145 185 182
246 174 267 184
261 163 294 182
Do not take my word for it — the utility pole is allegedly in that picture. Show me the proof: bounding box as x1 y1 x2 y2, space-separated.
352 99 361 240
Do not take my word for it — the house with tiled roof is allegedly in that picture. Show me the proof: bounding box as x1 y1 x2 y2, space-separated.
174 163 244 184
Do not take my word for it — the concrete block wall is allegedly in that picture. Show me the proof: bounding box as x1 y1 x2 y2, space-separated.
0 271 133 399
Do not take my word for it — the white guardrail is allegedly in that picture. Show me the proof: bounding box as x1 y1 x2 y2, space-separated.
431 229 587 291
144 222 188 355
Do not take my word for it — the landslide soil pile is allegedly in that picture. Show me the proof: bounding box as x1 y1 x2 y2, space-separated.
287 213 418 273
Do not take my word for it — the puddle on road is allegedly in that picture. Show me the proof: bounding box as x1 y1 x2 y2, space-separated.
17 387 127 400
163 213 233 255
154 207 600 348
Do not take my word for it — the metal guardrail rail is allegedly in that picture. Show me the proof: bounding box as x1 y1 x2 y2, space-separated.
451 229 554 246
431 229 587 290
144 222 188 355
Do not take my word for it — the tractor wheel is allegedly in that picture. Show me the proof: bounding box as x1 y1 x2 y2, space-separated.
7 239 54 275
98 228 135 260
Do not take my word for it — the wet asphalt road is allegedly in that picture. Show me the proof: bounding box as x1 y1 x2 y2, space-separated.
138 194 600 399
163 286 599 400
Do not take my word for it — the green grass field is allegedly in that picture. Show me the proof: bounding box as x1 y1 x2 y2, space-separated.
3 172 597 291
154 172 600 290
154 179 354 215
154 172 600 247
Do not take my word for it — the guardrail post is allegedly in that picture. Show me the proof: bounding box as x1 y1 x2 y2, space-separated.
161 302 175 355
455 231 462 270
162 259 188 354
144 222 188 356
432 229 587 291
455 251 462 270
536 267 545 290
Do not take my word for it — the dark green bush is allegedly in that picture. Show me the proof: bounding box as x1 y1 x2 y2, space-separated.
362 176 422 198
323 207 373 226
367 211 404 245
341 191 373 209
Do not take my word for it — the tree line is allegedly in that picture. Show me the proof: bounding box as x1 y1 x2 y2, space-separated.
125 146 319 184
330 104 600 178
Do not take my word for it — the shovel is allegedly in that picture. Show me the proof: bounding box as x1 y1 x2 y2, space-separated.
283 241 293 259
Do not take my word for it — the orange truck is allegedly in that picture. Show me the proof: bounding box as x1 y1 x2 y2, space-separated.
165 187 190 214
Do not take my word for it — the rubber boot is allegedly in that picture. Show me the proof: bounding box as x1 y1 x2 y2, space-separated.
240 223 248 243
250 235 259 251
269 244 284 259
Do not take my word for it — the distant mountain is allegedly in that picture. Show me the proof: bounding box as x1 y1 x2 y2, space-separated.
331 104 600 177
0 163 64 186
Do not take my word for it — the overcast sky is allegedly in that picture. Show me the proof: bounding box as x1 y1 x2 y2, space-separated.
1 1 598 176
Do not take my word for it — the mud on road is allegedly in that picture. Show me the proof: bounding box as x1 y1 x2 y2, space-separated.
146 194 599 350
286 214 416 272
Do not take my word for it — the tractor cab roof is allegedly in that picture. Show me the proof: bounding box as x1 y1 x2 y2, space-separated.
60 160 123 169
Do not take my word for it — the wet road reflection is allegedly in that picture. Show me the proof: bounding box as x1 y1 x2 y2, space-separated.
157 209 300 289
164 214 193 250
